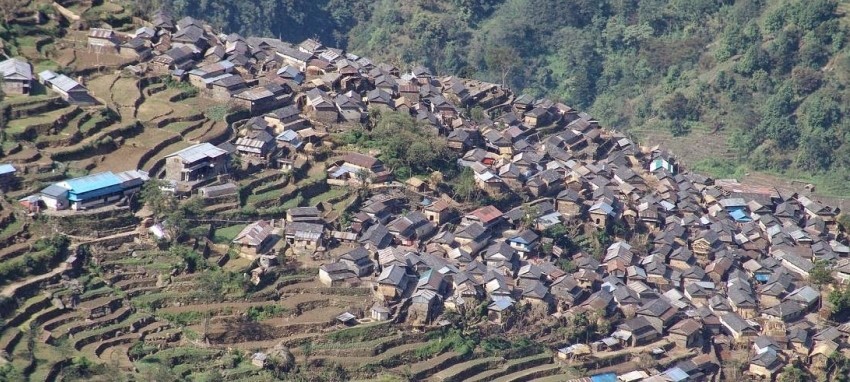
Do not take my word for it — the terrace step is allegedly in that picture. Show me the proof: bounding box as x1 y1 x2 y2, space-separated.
43 311 82 331
398 351 464 381
490 363 561 382
114 277 157 291
466 353 552 382
56 306 133 338
72 314 153 350
0 328 22 357
0 242 31 262
430 355 502 382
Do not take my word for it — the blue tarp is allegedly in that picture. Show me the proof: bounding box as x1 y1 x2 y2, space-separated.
729 208 752 222
590 373 617 382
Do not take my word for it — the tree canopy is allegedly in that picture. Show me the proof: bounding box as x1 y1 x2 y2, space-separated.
166 0 850 194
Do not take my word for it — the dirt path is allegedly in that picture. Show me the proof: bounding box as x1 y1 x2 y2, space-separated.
1 263 68 298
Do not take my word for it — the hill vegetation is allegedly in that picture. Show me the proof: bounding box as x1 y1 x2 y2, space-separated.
160 0 850 195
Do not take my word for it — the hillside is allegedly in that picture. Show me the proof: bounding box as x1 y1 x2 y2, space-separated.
164 0 850 196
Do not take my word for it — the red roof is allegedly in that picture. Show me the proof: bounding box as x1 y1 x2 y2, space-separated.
469 205 502 224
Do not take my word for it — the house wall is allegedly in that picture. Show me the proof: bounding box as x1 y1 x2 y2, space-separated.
557 201 581 217
119 47 151 60
164 157 185 182
378 284 398 299
43 195 68 210
2 80 29 95
70 193 123 210
308 108 338 123
239 244 260 261
210 86 235 102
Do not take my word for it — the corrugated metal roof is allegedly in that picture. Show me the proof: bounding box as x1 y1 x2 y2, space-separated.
0 163 16 175
38 70 57 82
167 142 228 163
115 169 150 183
0 58 32 80
41 184 68 198
61 172 122 194
89 28 115 39
49 74 85 93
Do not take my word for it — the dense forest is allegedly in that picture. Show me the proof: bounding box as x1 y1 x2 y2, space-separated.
159 0 850 195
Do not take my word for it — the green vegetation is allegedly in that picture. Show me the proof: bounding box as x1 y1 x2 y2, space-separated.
326 322 391 343
336 111 450 179
168 0 850 196
0 235 70 287
245 305 288 321
158 311 204 326
213 224 247 244
162 75 198 98
829 284 850 321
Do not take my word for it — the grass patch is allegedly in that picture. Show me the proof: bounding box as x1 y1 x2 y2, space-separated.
213 224 246 244
690 158 747 180
6 106 76 134
159 311 205 326
246 188 286 205
326 322 392 343
0 218 23 241
307 188 348 205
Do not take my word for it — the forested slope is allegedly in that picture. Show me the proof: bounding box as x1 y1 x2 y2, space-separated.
163 0 850 195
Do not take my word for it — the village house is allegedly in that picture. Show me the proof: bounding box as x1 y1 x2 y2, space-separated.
119 37 152 60
232 220 275 260
668 318 702 349
35 170 149 211
0 164 17 191
0 58 33 95
327 153 391 186
151 45 197 72
287 206 323 224
164 143 230 191
613 316 661 347
265 106 305 134
377 264 408 299
38 70 93 104
232 84 288 114
88 28 120 53
305 88 338 123
423 199 451 225
318 262 357 287
339 246 374 277
748 348 784 380
284 222 324 252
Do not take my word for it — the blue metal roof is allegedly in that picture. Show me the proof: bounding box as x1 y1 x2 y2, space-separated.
663 367 689 382
63 172 122 194
590 373 617 382
0 163 16 175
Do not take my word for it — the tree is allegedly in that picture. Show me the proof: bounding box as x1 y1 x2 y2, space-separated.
827 351 850 382
484 46 520 87
811 260 834 286
452 167 478 203
828 284 850 321
520 204 540 230
778 363 808 382
140 179 177 221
